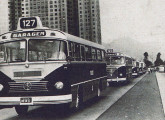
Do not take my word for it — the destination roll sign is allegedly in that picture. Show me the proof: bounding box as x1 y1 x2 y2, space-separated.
11 31 46 38
20 17 37 29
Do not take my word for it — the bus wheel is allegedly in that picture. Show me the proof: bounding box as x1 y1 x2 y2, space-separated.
15 106 28 116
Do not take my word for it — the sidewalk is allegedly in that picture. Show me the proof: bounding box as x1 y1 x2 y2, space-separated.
155 72 165 116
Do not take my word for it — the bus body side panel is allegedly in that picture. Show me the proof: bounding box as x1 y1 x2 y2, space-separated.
126 66 132 80
67 62 107 106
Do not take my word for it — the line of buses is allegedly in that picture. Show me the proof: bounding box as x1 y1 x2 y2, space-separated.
0 17 146 115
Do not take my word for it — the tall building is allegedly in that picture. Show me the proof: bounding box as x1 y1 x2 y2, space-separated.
22 0 101 44
22 0 68 33
1 0 101 44
67 0 102 44
8 0 22 31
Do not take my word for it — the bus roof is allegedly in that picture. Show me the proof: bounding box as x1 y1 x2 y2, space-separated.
0 28 105 50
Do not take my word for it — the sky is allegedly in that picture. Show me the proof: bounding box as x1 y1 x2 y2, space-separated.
100 0 165 44
0 0 9 34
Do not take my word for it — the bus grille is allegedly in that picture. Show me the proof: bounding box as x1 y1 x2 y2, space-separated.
14 71 42 77
8 81 48 93
106 67 117 73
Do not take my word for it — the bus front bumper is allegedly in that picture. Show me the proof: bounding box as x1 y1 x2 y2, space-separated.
132 73 138 76
0 94 72 106
107 78 126 82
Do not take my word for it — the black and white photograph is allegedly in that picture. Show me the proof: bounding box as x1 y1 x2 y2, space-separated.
0 0 165 120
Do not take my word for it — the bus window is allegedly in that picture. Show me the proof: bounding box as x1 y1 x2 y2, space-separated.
111 56 125 65
92 48 97 60
59 41 67 59
81 45 85 61
102 50 105 60
0 40 26 63
97 49 102 61
85 46 92 61
0 46 6 63
28 39 67 61
69 42 74 58
74 43 80 61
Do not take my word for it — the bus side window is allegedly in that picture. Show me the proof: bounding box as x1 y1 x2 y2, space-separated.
74 43 80 61
91 48 97 61
97 49 102 61
59 41 67 60
85 46 92 61
68 42 73 57
102 50 105 60
80 45 85 61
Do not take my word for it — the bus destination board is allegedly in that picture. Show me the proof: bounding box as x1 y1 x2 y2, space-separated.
11 31 46 38
20 17 37 29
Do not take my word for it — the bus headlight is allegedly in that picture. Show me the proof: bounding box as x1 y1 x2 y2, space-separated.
54 82 64 90
119 73 123 76
0 84 4 91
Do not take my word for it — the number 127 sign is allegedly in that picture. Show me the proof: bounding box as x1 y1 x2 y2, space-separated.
20 17 37 29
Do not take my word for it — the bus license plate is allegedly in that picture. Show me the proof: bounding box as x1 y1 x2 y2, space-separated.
20 98 33 105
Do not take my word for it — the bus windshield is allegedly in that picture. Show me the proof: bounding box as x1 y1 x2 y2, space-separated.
0 40 26 63
28 39 67 61
110 56 125 65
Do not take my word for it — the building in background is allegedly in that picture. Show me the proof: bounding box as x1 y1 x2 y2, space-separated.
8 0 22 31
0 0 22 34
0 0 101 44
22 0 68 33
67 0 101 44
0 0 10 34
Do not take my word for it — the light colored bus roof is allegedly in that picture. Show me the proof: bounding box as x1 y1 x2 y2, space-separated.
63 32 104 49
0 28 105 50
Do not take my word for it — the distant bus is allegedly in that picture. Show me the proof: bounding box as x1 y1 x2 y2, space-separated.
106 52 133 84
139 62 146 74
0 17 107 115
132 60 140 77
158 65 165 72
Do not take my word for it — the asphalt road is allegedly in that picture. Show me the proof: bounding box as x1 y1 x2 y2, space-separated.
97 72 165 120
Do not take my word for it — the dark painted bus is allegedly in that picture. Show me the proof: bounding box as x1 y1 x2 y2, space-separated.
139 61 146 75
106 52 133 84
0 17 107 115
132 60 140 77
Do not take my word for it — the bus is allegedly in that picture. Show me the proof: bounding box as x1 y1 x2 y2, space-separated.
0 17 107 115
106 51 133 84
158 65 165 72
139 61 145 74
132 60 140 77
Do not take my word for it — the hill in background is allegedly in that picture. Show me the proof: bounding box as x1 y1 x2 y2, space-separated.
103 37 161 62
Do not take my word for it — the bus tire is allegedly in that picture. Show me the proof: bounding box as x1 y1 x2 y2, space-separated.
15 106 28 116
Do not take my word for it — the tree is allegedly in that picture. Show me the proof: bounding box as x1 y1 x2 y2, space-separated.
154 52 164 66
143 52 152 67
144 52 148 60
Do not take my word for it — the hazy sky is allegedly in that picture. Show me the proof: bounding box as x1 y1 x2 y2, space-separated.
100 0 165 44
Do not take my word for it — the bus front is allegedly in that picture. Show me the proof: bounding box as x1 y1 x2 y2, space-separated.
106 54 126 82
0 17 72 115
132 61 139 77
